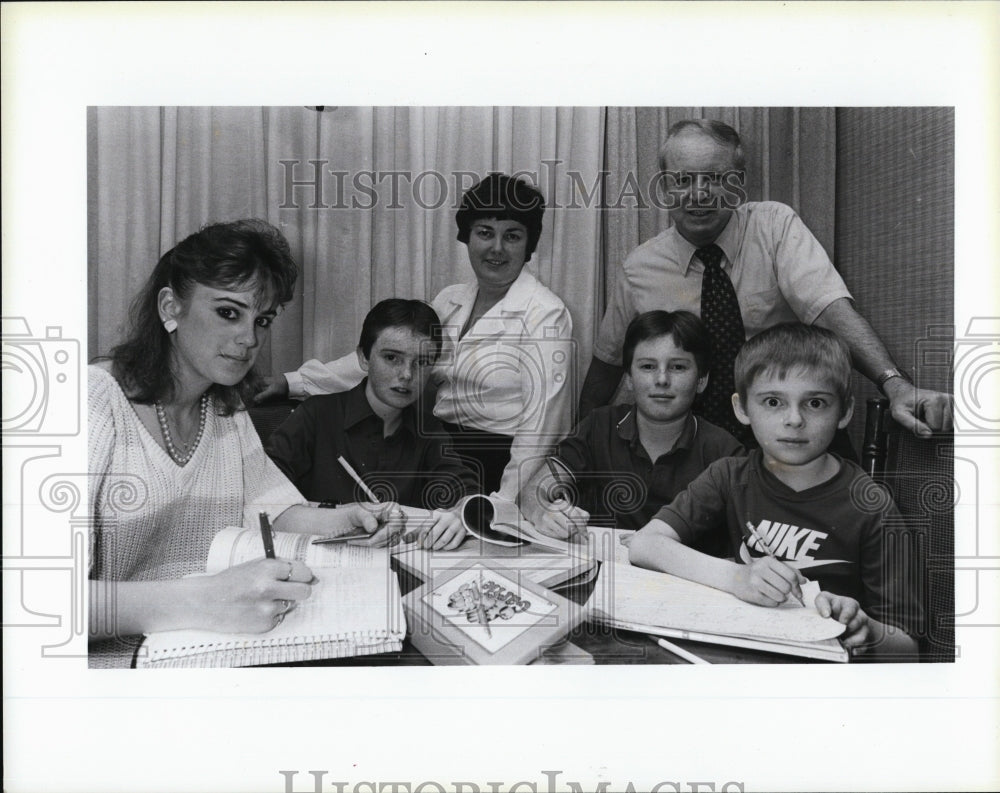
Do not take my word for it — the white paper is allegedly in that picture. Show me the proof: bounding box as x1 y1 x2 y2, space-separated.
588 562 846 643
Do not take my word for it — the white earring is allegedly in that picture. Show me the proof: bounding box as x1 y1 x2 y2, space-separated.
163 319 178 333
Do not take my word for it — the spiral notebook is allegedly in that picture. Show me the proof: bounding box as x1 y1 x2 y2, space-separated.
136 527 405 668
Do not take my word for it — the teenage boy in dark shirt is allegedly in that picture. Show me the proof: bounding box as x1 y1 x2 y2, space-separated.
266 299 478 550
526 310 742 549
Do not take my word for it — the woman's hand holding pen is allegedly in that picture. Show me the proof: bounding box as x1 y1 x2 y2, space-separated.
732 556 807 607
189 558 316 634
534 498 590 543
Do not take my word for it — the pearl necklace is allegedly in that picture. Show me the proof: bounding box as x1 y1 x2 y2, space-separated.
154 394 209 466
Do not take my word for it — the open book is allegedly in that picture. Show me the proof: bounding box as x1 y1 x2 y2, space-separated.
392 503 623 590
136 527 405 668
393 540 597 592
588 562 849 663
403 495 575 552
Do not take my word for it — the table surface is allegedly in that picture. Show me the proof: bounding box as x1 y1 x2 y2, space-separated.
282 537 822 667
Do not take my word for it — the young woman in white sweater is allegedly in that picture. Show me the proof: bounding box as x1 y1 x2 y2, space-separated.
88 219 390 666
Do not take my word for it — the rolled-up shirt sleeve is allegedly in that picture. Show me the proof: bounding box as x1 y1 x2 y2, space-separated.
770 205 853 325
592 262 634 366
286 354 365 398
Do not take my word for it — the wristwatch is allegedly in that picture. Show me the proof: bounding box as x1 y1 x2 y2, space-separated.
875 367 912 394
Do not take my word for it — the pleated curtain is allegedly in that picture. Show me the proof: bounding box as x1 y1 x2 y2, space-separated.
88 106 834 402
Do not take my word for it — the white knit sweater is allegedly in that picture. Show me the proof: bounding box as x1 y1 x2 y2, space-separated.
87 365 304 583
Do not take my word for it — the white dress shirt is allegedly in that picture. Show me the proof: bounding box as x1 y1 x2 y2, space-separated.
286 269 574 501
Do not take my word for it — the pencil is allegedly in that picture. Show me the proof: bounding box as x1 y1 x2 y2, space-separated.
337 455 380 503
650 635 710 664
473 571 492 638
545 456 575 502
259 512 276 559
745 521 805 607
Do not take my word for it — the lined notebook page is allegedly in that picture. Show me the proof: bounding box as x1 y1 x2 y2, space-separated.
588 563 845 644
139 567 404 667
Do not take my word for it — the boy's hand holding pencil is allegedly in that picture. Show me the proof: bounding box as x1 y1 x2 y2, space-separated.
334 455 405 547
735 556 809 608
736 521 810 608
532 456 589 542
535 498 590 543
347 502 406 548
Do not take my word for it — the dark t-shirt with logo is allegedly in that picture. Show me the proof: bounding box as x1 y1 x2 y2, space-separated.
655 449 923 636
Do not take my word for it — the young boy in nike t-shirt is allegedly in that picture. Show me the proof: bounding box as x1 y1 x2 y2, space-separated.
630 323 922 659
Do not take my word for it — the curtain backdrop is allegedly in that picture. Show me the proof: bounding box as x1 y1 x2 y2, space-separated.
88 106 834 404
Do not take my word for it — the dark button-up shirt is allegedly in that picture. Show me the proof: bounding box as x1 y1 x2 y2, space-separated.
556 404 743 541
265 380 478 509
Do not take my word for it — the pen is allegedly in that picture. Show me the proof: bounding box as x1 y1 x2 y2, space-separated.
337 455 380 503
650 635 709 665
259 512 276 559
745 521 805 607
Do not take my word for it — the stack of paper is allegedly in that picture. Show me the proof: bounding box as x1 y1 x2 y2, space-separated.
588 562 848 663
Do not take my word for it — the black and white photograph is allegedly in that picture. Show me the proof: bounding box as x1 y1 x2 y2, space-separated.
4 4 998 793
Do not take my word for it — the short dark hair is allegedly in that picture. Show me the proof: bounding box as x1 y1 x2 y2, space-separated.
109 218 298 415
734 322 853 414
455 173 545 261
658 118 747 173
622 310 711 375
358 299 442 362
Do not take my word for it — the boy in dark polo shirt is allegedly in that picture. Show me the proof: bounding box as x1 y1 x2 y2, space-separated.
526 310 742 548
266 299 478 550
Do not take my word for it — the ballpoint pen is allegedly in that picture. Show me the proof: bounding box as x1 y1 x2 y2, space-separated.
259 511 276 559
